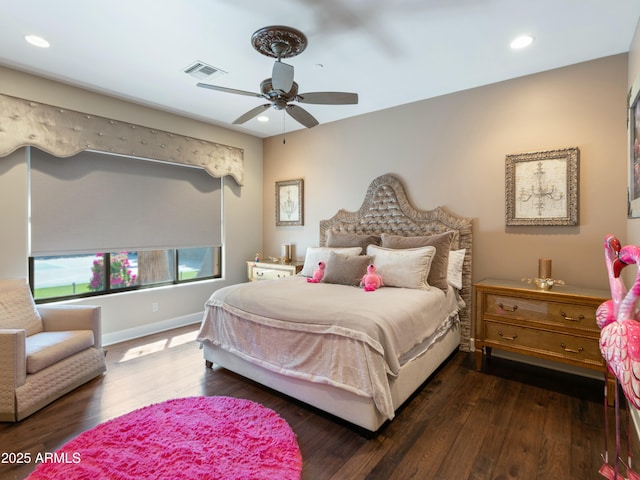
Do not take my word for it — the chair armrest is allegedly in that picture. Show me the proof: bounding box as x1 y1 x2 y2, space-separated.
38 305 102 349
0 329 27 389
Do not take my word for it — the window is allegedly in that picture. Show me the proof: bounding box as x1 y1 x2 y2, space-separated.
28 147 223 302
30 246 221 302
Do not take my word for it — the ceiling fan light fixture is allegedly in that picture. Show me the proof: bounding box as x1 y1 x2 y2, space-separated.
257 115 269 122
510 35 534 50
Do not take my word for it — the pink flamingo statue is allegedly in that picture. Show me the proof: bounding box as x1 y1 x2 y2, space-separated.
597 235 626 329
598 235 625 479
600 243 640 410
599 236 640 479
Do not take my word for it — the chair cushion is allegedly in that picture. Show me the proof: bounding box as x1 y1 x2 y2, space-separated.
0 278 43 336
25 330 95 374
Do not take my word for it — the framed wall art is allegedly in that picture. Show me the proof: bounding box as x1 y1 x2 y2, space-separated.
628 73 640 218
505 147 579 226
276 178 304 226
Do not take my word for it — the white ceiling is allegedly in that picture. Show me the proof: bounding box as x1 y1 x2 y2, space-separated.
1 1 639 138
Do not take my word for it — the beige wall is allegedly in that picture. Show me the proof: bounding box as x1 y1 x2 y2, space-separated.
263 53 629 291
0 66 264 343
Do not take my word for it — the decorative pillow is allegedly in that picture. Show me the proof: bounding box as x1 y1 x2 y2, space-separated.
380 231 455 291
321 252 372 287
300 247 362 277
0 278 43 336
366 245 436 290
325 231 381 253
447 249 466 290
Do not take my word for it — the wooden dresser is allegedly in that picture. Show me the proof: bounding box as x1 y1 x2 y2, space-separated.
247 260 303 281
474 278 611 380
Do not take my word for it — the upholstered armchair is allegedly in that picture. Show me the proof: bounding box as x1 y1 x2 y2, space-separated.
0 279 106 421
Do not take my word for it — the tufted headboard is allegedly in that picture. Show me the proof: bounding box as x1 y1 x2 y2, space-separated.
319 174 473 351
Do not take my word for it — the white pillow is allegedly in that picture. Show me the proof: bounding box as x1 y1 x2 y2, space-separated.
366 245 436 290
447 249 466 290
300 247 362 277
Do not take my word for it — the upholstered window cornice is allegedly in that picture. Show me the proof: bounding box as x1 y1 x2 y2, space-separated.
0 93 244 185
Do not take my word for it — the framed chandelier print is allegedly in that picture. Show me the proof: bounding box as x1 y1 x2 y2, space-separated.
276 178 304 226
505 147 579 226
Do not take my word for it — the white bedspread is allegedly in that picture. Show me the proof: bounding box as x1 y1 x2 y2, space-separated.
197 276 461 420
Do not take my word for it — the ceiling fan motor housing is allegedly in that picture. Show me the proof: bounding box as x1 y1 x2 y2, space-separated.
261 78 298 100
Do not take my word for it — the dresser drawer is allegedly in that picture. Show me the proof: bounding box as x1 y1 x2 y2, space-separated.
484 293 599 331
251 267 293 281
484 320 603 367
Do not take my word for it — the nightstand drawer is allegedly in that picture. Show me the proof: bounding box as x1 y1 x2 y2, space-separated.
484 293 599 330
247 261 303 281
252 267 294 280
484 321 603 366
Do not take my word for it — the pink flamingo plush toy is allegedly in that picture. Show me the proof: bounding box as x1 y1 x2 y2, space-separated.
361 264 383 291
306 261 325 283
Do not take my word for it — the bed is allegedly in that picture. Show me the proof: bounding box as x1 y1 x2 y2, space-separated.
197 174 473 432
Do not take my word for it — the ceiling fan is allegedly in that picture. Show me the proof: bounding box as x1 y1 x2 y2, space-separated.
197 26 358 129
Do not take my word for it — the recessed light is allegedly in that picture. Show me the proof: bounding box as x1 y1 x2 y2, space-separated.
25 35 50 48
510 35 534 50
257 115 269 122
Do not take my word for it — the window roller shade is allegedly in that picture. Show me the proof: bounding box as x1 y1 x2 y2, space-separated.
30 148 222 256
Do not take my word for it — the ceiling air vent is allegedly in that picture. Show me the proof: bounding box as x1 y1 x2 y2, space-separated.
183 61 227 80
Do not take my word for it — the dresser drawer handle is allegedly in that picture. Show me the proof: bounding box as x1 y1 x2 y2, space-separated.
498 331 517 341
560 312 585 322
560 343 584 354
256 271 264 277
498 303 518 312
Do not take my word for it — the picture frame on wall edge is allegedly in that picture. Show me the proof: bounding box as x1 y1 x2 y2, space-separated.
276 179 304 226
628 73 640 218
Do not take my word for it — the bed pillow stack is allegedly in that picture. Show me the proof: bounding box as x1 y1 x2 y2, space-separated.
365 245 435 290
378 231 455 291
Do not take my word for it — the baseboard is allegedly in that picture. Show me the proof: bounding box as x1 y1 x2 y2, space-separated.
102 312 203 346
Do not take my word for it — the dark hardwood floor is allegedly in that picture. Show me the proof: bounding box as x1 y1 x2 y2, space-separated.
1 324 637 479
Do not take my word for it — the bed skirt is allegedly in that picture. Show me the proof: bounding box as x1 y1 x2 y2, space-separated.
201 322 460 432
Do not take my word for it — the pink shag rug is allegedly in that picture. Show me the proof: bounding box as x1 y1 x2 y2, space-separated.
27 396 302 480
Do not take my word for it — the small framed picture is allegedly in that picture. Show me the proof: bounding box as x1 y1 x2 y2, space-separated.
505 148 579 226
276 179 303 226
628 74 640 217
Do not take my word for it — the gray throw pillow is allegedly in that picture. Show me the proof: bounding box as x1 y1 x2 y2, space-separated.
321 252 372 287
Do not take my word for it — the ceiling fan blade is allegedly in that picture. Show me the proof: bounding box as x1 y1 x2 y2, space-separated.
232 104 272 125
197 82 264 98
297 92 359 105
286 104 319 128
272 61 294 93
